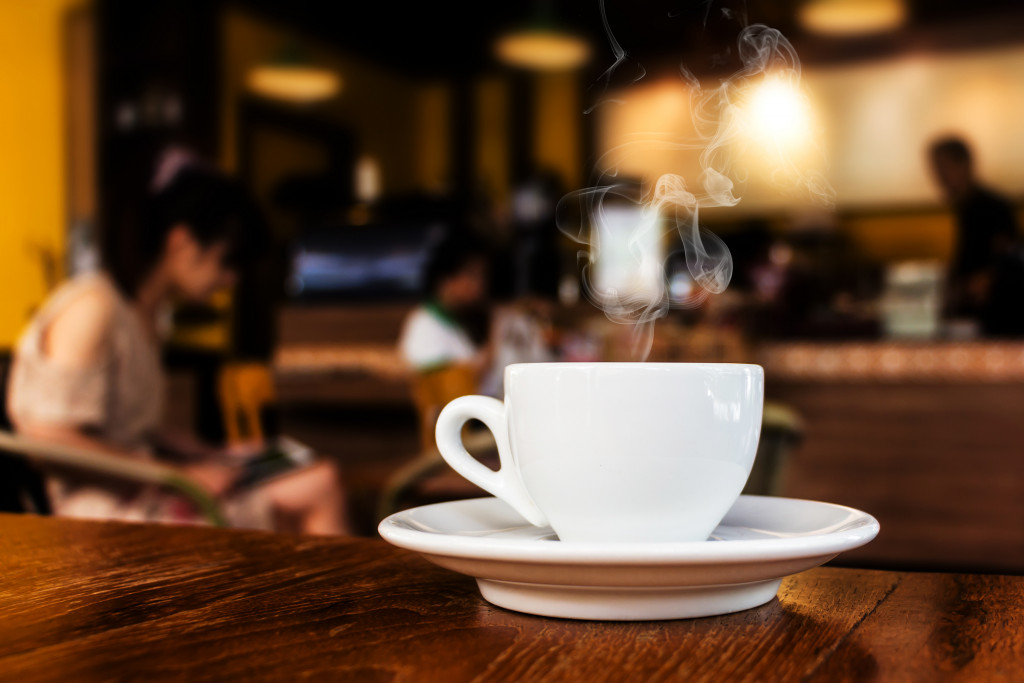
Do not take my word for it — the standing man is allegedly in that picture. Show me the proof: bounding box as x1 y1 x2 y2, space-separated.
929 136 1022 335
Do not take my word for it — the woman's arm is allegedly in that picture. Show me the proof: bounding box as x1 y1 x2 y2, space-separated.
150 429 222 462
16 420 239 497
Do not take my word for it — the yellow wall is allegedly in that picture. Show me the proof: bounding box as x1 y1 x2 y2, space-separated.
534 72 582 191
0 0 83 349
839 210 954 264
705 208 955 265
416 83 451 193
475 77 509 207
221 10 424 196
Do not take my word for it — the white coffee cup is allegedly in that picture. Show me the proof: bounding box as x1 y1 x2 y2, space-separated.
435 362 764 543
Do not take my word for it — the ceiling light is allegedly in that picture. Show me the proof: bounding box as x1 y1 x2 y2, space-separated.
247 65 340 104
246 43 341 104
799 0 907 36
495 30 591 71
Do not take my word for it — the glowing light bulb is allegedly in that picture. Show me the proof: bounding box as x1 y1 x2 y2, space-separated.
747 77 812 149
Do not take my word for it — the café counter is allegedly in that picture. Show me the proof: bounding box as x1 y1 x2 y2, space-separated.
269 304 1024 574
758 340 1024 573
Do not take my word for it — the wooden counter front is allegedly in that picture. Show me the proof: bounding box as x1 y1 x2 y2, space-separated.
761 341 1024 574
760 340 1024 382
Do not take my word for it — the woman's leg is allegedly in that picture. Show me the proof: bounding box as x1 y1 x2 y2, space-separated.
262 459 352 535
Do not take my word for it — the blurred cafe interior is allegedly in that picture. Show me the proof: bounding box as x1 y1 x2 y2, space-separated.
1 0 1023 572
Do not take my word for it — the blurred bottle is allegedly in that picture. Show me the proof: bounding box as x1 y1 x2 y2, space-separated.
67 219 100 276
879 261 944 340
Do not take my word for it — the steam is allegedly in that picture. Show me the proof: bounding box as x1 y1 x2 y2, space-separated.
558 4 835 360
584 0 645 114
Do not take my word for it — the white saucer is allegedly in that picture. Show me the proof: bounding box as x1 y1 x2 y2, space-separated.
378 495 879 621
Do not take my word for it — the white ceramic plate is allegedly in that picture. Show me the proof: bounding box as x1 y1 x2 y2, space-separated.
378 495 879 621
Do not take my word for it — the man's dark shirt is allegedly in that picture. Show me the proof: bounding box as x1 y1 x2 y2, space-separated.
951 185 1018 279
949 185 1021 335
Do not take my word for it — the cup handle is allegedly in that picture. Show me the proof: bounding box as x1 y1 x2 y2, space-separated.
435 395 548 527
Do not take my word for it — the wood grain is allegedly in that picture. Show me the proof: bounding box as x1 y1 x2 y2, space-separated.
0 514 1022 682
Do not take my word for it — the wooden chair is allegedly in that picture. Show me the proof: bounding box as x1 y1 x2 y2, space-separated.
408 364 481 452
377 363 495 520
0 447 51 516
742 402 804 496
218 361 277 446
0 431 227 526
0 354 225 524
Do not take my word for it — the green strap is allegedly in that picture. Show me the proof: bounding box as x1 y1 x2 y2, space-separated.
424 301 459 328
163 474 229 528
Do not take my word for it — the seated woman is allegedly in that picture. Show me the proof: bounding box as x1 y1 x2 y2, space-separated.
398 235 491 450
6 157 350 534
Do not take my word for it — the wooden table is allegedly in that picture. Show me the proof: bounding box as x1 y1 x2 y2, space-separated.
4 515 1021 682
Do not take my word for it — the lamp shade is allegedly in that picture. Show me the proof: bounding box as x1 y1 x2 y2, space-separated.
799 0 907 36
246 42 341 103
246 65 341 103
495 29 591 71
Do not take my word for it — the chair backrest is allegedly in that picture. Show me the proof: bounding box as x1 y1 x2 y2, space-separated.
0 352 15 433
743 402 804 496
0 354 51 514
410 364 479 451
218 362 277 446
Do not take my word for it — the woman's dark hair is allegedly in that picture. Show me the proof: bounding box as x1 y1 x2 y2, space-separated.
107 164 268 296
422 231 489 298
